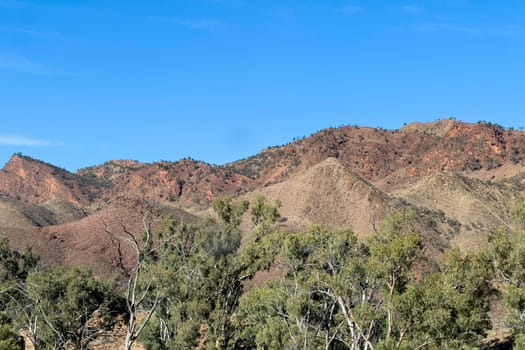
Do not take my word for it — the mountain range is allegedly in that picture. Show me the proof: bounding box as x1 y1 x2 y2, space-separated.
1 119 525 277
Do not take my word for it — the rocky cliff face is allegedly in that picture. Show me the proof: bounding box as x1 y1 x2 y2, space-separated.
0 155 99 205
79 159 255 205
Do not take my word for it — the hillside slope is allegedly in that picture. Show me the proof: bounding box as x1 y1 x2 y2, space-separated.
0 120 524 273
228 120 525 189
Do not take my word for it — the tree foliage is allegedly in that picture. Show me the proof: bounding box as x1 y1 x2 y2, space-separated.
489 198 525 346
25 267 122 350
0 196 509 350
0 313 23 350
140 198 249 349
0 238 122 350
234 211 494 349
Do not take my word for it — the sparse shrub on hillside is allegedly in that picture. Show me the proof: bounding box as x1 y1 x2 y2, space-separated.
477 120 505 131
463 158 483 171
447 217 462 233
511 147 521 164
485 157 502 170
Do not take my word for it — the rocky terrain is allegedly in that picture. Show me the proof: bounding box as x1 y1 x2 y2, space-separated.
1 119 525 276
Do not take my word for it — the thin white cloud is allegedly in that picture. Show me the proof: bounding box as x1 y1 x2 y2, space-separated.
146 16 222 30
0 52 54 74
342 5 362 14
0 135 62 147
401 5 423 13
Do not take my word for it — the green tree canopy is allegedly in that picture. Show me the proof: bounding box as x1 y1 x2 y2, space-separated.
25 267 123 350
234 212 494 350
0 313 23 350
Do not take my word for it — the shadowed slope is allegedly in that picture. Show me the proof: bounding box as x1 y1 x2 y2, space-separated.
394 172 525 252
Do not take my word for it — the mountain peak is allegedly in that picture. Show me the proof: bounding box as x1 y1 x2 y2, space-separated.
400 119 456 137
3 120 525 207
0 153 94 205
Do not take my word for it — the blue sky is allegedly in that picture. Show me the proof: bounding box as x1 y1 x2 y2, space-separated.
1 0 524 171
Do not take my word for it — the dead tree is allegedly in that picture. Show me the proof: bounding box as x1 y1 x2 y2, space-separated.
104 214 162 350
123 222 162 350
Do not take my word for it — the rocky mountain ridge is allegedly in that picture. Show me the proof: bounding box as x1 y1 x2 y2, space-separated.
0 119 524 275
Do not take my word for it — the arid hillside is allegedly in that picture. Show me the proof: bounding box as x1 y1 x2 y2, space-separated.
0 119 524 272
78 159 254 205
228 119 525 187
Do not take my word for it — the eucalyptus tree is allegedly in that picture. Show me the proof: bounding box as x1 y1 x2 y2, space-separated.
234 211 494 350
139 197 249 350
0 237 40 349
488 198 525 347
25 267 122 350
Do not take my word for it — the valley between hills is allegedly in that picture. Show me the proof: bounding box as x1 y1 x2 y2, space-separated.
2 118 525 349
